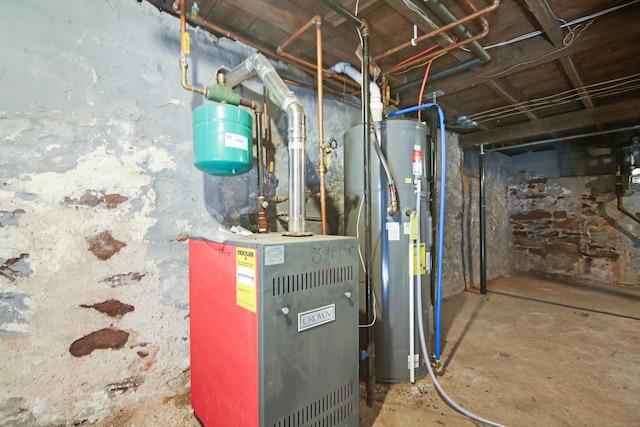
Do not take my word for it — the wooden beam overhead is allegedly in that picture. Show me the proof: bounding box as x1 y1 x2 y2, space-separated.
459 98 640 148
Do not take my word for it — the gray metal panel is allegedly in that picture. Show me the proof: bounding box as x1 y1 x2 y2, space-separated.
232 235 359 427
344 120 433 382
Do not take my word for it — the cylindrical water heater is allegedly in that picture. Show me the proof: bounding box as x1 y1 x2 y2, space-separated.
344 119 433 383
193 103 253 176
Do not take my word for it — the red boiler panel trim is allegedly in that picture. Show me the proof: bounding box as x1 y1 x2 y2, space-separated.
189 239 259 426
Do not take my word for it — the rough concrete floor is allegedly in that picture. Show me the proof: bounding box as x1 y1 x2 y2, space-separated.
94 275 640 426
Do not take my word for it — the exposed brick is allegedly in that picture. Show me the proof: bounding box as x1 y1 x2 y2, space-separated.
544 243 582 257
553 211 567 219
86 231 126 260
542 230 559 238
510 209 552 221
554 218 580 230
69 328 129 357
80 299 134 318
582 245 619 260
528 247 547 257
64 190 128 210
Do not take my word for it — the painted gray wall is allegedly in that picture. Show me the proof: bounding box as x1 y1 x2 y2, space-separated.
0 0 360 424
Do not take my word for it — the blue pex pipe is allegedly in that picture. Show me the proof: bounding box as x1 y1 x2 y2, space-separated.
387 104 446 361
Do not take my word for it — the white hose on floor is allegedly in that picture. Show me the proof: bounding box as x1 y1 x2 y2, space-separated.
416 264 508 427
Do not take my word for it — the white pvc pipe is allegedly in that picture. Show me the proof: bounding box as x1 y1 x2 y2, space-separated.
409 216 415 384
331 62 383 122
414 177 422 382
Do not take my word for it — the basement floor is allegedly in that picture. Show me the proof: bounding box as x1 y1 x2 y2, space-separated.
94 275 640 427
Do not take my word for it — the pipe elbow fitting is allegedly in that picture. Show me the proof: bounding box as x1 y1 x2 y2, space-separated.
331 61 351 74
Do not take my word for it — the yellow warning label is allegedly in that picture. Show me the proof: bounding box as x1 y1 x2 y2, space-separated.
182 32 191 54
409 243 427 275
405 177 413 184
409 213 418 240
236 247 257 313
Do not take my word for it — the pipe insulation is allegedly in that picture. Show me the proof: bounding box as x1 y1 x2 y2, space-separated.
389 104 507 427
225 54 307 234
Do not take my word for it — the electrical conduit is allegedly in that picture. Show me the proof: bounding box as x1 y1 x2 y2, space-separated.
388 104 507 427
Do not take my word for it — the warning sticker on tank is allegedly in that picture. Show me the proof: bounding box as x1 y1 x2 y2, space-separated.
236 247 257 313
409 243 427 275
225 132 249 151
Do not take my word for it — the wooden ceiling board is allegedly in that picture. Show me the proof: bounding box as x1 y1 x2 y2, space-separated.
147 0 640 151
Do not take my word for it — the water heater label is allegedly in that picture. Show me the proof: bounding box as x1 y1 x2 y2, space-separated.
225 132 249 151
412 145 423 176
298 304 335 332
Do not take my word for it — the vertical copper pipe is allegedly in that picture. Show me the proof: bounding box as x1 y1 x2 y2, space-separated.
276 17 360 91
315 17 328 235
174 0 206 95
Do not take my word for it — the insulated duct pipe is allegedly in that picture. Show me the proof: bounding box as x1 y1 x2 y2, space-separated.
331 62 383 123
225 54 308 234
317 0 375 408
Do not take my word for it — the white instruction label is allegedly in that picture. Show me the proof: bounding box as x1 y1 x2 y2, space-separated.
386 222 400 241
225 132 249 151
265 245 285 266
404 221 411 235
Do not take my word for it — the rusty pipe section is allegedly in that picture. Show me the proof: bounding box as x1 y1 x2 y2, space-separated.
373 0 499 63
226 54 307 235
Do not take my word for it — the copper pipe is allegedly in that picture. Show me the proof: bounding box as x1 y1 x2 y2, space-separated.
276 16 360 91
316 17 328 235
279 18 317 52
175 0 207 96
186 14 358 93
372 0 499 63
388 16 490 74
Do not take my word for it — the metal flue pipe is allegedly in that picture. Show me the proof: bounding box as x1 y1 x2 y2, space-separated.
318 0 376 408
277 16 329 234
226 54 308 235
